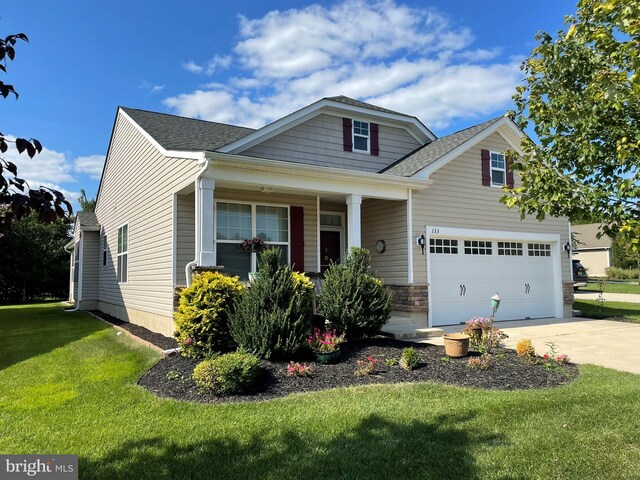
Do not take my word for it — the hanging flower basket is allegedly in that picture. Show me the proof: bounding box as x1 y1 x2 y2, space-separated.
240 237 268 253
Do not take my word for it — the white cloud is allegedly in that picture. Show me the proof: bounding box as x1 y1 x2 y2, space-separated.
139 80 165 94
182 55 232 76
2 136 76 185
165 0 520 130
74 154 106 179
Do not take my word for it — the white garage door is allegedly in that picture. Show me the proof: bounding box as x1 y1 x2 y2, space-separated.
428 233 558 327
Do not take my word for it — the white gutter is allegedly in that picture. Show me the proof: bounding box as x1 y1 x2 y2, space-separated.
185 154 210 287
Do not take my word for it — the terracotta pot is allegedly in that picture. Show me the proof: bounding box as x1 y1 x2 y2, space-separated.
443 333 470 358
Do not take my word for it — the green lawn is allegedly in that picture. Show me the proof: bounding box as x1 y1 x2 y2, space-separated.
1 304 640 479
573 299 640 323
581 281 640 294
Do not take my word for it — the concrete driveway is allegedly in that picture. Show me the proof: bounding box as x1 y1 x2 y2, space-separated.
427 317 640 374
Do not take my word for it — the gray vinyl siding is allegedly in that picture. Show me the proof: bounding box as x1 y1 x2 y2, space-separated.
240 114 421 173
95 112 199 321
175 193 195 286
361 198 408 284
411 131 571 283
81 230 99 301
212 188 319 273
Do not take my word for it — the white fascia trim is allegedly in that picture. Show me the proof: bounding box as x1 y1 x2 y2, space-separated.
218 98 436 154
427 225 561 243
205 151 431 193
118 108 204 161
412 117 524 180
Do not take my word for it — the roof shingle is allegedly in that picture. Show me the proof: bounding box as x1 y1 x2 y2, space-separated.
121 107 255 152
381 116 503 176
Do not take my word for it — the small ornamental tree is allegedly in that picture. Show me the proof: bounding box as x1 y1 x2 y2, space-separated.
229 248 313 359
1 32 72 234
318 247 391 341
174 271 244 358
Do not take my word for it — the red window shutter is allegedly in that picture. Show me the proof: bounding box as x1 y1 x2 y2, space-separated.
481 149 491 186
290 206 304 272
342 118 353 152
370 122 379 156
506 158 515 188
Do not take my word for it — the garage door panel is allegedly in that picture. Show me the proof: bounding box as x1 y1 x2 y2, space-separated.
429 234 557 326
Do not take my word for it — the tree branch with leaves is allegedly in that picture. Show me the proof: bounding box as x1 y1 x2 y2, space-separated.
0 32 72 235
502 0 640 250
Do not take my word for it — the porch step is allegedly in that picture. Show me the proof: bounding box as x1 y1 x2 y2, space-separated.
381 324 444 341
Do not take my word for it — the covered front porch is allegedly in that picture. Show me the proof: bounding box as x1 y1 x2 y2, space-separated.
172 152 431 328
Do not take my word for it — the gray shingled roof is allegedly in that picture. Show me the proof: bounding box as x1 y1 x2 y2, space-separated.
121 107 255 152
77 211 100 229
572 223 613 249
326 95 410 117
381 116 503 176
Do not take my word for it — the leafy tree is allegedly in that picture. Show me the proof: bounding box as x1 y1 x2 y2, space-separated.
0 213 72 303
0 32 72 235
611 234 640 269
503 0 640 250
78 189 96 213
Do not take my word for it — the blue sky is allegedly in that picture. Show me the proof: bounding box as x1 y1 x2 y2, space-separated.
1 0 574 210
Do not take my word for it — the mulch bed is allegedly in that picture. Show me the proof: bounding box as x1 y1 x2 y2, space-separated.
89 310 179 351
137 337 579 404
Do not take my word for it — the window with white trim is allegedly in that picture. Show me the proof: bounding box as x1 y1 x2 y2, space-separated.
352 120 369 152
464 240 493 255
429 238 458 254
528 243 551 257
497 241 523 256
102 235 108 267
117 224 128 283
490 152 506 186
216 202 289 280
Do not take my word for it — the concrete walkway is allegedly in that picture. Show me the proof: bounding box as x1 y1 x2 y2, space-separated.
424 317 640 374
574 291 640 303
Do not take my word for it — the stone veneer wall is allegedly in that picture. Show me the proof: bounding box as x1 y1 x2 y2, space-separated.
386 284 429 313
562 282 575 305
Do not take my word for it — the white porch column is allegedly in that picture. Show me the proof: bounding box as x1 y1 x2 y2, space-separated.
346 194 362 249
199 177 216 266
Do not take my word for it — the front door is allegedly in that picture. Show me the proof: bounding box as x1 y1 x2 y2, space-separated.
320 231 341 273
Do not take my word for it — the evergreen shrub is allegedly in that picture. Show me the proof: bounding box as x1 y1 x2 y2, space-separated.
229 248 314 359
192 351 260 395
318 247 392 341
174 271 244 358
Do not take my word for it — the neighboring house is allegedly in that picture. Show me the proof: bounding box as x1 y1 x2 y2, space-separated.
67 96 573 337
572 223 612 277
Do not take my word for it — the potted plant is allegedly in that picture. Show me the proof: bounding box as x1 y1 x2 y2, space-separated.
307 328 345 364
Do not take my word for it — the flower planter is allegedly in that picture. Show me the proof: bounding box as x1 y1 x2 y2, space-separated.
314 348 341 365
443 333 470 358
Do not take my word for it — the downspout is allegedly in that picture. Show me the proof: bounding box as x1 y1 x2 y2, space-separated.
65 232 82 312
185 154 210 287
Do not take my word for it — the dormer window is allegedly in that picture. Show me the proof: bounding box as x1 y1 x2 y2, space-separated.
353 120 369 152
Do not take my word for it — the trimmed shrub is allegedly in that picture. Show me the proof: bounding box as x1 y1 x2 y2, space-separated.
192 351 261 395
229 248 314 359
318 247 392 341
174 271 245 358
399 347 420 371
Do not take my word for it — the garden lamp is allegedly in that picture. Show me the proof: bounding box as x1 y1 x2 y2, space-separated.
490 293 501 309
